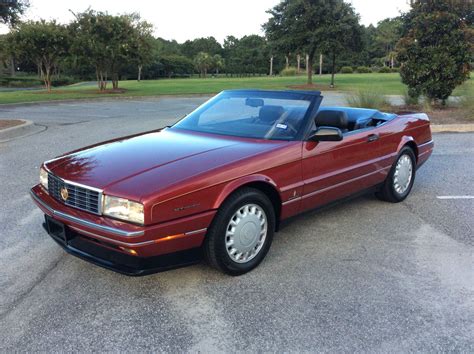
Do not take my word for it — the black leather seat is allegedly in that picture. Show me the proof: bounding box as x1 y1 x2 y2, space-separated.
259 105 284 123
315 110 349 132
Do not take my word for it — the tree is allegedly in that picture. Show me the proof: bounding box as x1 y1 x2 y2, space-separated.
264 0 362 86
212 54 224 75
317 1 363 87
0 0 29 26
193 52 212 77
223 35 270 76
131 16 154 82
397 0 472 104
8 20 69 91
70 10 144 90
181 37 222 58
374 18 403 67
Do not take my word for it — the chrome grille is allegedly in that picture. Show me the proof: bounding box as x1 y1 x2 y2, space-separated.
48 173 102 215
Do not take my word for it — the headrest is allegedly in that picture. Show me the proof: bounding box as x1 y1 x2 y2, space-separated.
315 110 349 129
259 105 284 122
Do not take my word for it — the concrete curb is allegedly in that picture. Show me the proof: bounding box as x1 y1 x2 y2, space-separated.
0 119 44 142
431 124 474 133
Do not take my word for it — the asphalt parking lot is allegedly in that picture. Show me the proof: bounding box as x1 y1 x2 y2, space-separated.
0 96 473 351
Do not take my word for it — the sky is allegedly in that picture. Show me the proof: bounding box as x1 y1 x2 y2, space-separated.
0 0 412 42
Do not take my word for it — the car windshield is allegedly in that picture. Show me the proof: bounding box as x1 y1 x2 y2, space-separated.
171 91 314 140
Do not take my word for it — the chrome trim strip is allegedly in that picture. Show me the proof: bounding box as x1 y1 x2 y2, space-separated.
185 228 208 236
282 197 302 206
69 226 208 247
418 139 434 148
30 190 144 237
43 165 104 193
302 166 391 200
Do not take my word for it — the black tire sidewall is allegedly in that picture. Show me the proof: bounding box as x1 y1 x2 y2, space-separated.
207 188 275 275
387 147 416 202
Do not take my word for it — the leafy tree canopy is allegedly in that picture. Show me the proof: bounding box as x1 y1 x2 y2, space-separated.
397 0 472 102
0 0 28 26
7 20 69 91
264 0 362 86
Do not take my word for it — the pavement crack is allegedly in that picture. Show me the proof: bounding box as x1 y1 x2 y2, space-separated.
0 253 65 320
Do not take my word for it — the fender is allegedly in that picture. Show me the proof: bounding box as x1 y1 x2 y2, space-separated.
396 135 418 159
212 174 280 210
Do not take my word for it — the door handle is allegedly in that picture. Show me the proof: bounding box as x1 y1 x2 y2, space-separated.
367 134 379 142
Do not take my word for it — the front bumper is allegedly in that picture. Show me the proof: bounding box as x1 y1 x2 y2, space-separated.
31 185 216 275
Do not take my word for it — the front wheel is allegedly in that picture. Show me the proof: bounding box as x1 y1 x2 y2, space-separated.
204 188 275 275
376 147 416 203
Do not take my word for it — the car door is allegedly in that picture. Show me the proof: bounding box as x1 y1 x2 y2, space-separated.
300 126 383 212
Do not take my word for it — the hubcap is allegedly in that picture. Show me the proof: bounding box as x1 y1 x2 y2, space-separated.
225 204 268 264
393 154 413 194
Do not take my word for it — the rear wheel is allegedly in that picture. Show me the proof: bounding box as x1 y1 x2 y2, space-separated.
376 147 416 203
204 188 275 275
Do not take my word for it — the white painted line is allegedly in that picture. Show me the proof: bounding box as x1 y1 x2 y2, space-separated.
436 196 474 200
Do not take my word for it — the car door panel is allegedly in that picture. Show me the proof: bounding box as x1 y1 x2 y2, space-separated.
300 128 383 212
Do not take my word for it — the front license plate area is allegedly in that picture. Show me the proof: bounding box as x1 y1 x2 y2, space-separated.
45 215 70 245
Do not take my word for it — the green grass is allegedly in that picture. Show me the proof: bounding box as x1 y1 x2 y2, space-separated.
0 73 471 105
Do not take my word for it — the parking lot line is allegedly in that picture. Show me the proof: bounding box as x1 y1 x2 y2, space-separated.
436 196 474 199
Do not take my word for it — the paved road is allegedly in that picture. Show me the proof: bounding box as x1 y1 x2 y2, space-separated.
0 97 472 352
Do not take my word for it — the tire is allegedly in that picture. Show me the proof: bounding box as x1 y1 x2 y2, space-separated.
376 146 416 203
204 187 275 276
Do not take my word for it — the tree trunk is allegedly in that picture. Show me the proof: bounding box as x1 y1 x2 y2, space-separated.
307 51 315 85
112 73 119 90
306 54 309 76
319 54 323 76
138 65 142 82
10 57 15 77
330 53 336 88
42 65 52 93
285 55 289 69
297 54 301 74
269 56 273 76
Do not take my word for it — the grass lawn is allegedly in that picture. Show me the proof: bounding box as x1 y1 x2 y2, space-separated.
0 73 471 105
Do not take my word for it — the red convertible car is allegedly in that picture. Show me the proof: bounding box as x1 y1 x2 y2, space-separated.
31 90 433 275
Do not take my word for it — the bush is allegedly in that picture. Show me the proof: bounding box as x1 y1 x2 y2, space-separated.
346 91 391 110
391 67 400 73
0 76 42 87
403 89 420 106
340 66 353 74
280 67 298 76
378 66 392 73
397 4 471 103
52 76 78 87
356 66 371 73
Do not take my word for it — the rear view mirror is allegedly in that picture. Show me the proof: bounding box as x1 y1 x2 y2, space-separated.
245 98 264 107
309 126 343 142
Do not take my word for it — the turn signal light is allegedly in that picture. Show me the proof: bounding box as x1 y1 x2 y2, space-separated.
119 247 138 256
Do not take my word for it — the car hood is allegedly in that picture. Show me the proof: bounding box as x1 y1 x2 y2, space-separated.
45 128 286 200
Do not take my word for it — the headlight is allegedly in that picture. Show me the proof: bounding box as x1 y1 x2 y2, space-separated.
39 167 48 191
103 195 144 225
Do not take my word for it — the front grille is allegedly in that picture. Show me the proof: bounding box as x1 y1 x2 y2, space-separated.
48 173 102 215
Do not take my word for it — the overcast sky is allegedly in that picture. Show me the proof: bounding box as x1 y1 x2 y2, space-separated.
0 0 411 42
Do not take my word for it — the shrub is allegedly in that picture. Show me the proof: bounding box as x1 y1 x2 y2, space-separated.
346 91 391 110
378 66 392 73
340 66 353 74
356 66 371 73
52 76 78 87
391 67 400 73
397 3 471 103
457 88 474 119
280 67 298 76
403 89 420 106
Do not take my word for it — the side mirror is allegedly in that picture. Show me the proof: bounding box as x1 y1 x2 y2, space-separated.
309 126 343 142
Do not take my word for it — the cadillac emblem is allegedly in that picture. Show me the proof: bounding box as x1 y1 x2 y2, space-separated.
60 187 69 201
